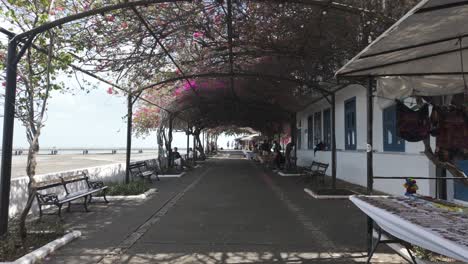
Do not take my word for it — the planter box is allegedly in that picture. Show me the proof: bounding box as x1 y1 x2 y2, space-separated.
0 231 81 264
304 188 357 199
93 188 157 201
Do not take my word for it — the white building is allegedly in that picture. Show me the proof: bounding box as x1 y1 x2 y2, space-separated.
295 84 466 204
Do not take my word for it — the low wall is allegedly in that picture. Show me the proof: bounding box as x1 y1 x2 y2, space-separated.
9 162 127 218
296 149 434 197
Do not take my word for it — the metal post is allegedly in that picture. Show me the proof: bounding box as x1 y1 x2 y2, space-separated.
331 93 337 189
193 132 197 160
0 38 18 236
186 123 190 160
292 113 297 166
125 93 132 184
366 77 375 254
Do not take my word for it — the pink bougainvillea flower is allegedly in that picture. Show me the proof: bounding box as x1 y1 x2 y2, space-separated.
106 15 115 22
193 32 204 38
183 80 197 91
214 15 222 24
106 87 113 94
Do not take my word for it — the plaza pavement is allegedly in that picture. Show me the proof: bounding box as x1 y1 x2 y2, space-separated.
45 151 406 264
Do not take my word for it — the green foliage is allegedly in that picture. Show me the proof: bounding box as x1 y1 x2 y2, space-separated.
0 218 64 262
102 180 151 196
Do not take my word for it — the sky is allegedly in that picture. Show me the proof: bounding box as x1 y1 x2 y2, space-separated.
0 76 237 149
0 21 240 150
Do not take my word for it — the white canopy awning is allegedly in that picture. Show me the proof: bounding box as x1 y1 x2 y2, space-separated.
336 0 468 98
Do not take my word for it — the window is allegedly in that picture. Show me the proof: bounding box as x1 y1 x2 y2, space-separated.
383 105 405 152
323 108 331 150
307 116 314 149
314 111 322 145
345 97 357 150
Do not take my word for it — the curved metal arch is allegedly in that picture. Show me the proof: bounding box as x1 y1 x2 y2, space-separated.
13 0 392 41
14 0 187 40
137 71 332 95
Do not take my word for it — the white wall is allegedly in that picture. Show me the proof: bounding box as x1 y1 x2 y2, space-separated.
296 84 435 196
9 161 128 218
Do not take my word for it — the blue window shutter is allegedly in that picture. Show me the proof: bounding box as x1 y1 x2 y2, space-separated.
383 105 405 152
323 109 331 150
308 116 314 149
345 98 356 150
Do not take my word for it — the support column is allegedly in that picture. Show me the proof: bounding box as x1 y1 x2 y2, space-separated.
0 39 18 236
292 113 297 166
186 123 190 160
366 77 375 253
193 131 197 160
331 93 337 189
125 93 133 184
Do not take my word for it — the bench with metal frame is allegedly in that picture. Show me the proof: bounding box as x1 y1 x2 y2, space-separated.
144 159 160 181
129 161 155 182
35 172 108 218
298 161 329 185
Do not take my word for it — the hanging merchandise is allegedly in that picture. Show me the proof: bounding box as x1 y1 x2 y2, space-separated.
431 106 468 162
396 101 430 142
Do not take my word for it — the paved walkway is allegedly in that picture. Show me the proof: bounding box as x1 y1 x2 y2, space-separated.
46 151 406 264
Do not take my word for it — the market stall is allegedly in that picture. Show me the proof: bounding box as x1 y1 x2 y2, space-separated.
350 196 468 262
336 0 468 262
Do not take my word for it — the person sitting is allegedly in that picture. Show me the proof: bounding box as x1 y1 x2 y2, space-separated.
172 147 184 169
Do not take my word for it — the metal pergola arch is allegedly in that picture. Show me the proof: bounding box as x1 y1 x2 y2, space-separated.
0 0 396 235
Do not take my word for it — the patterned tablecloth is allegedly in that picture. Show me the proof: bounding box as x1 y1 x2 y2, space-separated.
350 195 468 262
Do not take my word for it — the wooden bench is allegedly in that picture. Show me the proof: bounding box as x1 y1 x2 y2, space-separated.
298 161 329 185
129 161 155 182
35 172 108 218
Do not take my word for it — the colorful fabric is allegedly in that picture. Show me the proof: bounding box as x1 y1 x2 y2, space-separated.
396 101 430 142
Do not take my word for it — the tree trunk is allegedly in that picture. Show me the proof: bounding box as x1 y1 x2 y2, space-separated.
157 127 165 170
195 134 206 160
19 133 40 240
423 138 468 183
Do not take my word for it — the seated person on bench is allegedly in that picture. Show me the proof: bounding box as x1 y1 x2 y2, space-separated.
173 147 185 168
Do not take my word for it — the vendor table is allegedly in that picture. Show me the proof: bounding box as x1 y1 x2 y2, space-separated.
350 195 468 263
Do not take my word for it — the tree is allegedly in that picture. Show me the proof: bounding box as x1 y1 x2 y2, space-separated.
0 0 84 239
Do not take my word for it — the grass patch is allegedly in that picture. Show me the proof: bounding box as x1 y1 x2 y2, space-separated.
0 219 64 262
100 180 152 196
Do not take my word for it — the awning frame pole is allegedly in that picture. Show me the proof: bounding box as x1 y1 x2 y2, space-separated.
366 77 375 254
331 93 337 189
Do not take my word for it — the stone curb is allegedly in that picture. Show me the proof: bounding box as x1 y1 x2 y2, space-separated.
158 172 186 178
304 188 356 199
0 230 81 264
277 171 302 177
93 188 157 201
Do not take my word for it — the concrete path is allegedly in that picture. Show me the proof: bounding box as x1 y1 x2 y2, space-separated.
46 151 406 264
